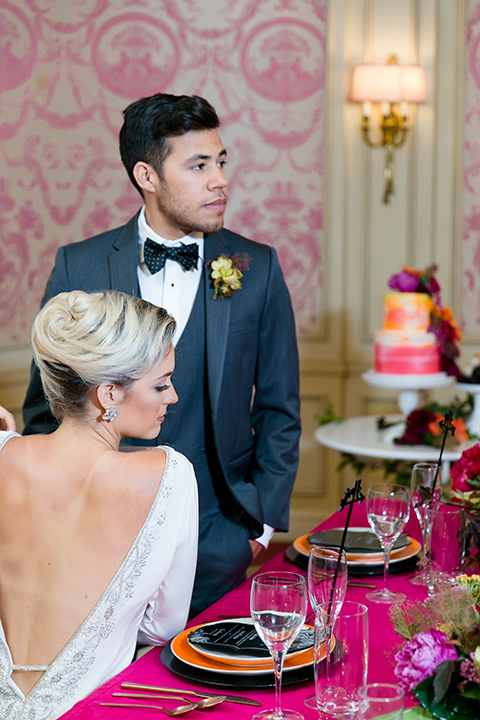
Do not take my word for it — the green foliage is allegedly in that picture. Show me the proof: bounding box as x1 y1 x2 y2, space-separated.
415 671 480 720
390 581 480 650
336 452 413 487
433 660 456 703
316 404 343 426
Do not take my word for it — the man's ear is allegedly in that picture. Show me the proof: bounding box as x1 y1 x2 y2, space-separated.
133 162 159 195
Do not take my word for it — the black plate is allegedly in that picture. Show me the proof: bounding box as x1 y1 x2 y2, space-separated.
284 545 419 576
160 643 314 688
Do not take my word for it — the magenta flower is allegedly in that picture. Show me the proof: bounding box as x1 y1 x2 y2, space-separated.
394 629 458 698
450 444 480 493
388 270 421 293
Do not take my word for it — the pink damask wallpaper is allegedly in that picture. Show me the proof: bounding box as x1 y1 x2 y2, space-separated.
0 0 326 347
464 1 480 333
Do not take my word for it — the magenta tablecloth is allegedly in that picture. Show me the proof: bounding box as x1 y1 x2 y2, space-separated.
59 502 425 719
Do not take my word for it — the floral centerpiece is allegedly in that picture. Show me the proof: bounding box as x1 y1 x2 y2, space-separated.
388 264 463 378
448 444 480 571
394 397 472 448
392 577 480 719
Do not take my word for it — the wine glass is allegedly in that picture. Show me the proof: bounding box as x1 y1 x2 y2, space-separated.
250 572 307 720
410 462 441 585
366 484 410 604
304 546 347 709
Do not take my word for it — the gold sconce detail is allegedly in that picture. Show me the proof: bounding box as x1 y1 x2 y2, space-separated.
350 56 427 204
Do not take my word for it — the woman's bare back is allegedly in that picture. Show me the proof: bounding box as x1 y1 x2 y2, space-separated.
0 432 165 696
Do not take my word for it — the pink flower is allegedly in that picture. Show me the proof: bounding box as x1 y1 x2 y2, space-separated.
388 270 421 293
450 444 480 493
394 629 458 698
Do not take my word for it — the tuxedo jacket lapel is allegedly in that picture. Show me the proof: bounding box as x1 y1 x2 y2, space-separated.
109 214 141 296
204 232 231 416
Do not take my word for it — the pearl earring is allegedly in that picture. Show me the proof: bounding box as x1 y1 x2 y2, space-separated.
102 407 118 422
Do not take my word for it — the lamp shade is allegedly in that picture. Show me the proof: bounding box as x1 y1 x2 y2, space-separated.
350 63 426 104
401 65 427 103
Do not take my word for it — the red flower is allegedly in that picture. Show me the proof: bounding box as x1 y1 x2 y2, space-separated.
395 409 438 445
450 444 480 493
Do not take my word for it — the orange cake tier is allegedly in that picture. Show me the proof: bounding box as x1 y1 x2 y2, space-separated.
374 292 441 375
383 292 433 331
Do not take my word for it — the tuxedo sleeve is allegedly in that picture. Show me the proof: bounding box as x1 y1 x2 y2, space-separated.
22 247 71 435
249 247 301 532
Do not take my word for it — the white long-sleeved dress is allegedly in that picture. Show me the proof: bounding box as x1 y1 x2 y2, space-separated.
0 432 198 720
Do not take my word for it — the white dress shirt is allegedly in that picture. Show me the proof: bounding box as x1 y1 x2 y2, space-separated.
137 207 203 346
136 208 273 549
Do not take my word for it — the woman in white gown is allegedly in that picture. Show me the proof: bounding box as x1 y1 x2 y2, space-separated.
0 290 198 720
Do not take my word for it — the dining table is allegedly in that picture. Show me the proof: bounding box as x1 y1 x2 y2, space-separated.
58 501 427 719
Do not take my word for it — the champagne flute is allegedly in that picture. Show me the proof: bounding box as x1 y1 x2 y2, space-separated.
366 484 410 604
410 462 441 585
304 546 347 709
251 572 307 720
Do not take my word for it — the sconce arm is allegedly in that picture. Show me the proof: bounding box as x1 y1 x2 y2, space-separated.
383 143 395 204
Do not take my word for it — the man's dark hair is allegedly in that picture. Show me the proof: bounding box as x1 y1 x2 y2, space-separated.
119 93 220 195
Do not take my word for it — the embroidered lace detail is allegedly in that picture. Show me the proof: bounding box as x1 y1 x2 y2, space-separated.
0 445 177 720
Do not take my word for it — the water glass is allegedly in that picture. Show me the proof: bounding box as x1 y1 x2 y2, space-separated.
304 545 347 709
430 504 466 582
315 601 368 719
250 572 307 720
358 683 404 720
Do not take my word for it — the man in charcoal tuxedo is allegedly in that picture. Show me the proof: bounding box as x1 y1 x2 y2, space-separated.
22 93 301 617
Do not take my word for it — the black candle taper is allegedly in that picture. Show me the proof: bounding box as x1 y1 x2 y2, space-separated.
432 411 456 495
327 479 365 617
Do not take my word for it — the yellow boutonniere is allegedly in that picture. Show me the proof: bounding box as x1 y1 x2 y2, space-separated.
208 253 250 299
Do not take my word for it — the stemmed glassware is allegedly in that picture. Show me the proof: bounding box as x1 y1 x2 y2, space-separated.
304 546 347 709
366 484 410 604
410 462 441 585
250 571 307 720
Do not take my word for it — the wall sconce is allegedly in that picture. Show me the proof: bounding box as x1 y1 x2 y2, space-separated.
350 56 427 204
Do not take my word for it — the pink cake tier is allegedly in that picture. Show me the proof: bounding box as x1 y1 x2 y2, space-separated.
374 292 441 374
374 332 440 374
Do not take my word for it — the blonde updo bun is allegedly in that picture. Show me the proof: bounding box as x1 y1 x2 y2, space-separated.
32 290 176 421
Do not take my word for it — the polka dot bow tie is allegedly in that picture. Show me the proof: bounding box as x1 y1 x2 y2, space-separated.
144 238 199 273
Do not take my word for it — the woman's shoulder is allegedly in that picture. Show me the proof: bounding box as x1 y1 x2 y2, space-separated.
0 430 21 452
116 445 195 482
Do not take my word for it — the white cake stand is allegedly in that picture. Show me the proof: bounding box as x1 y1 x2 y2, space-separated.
362 369 455 416
456 383 480 437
